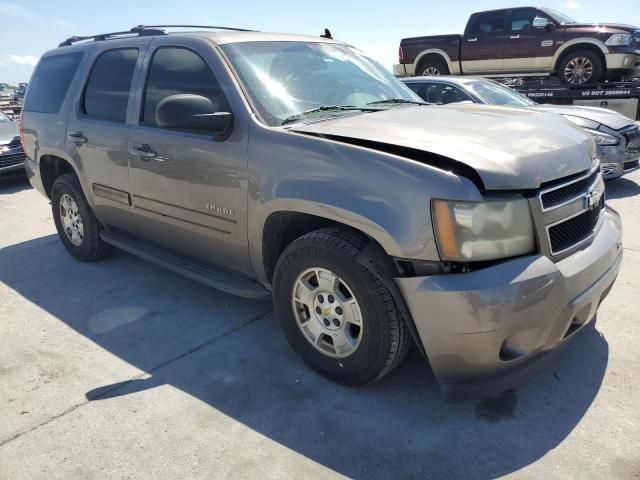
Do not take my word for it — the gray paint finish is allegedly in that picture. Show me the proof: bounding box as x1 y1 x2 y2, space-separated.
291 104 595 190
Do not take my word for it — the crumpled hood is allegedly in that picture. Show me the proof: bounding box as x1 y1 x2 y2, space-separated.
532 104 633 131
291 104 594 190
0 121 18 145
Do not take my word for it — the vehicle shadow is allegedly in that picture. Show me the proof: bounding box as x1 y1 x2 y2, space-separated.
605 176 640 199
0 174 30 194
0 235 609 479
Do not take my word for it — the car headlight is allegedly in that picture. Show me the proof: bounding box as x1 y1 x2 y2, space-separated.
605 33 632 46
432 197 535 262
584 128 620 146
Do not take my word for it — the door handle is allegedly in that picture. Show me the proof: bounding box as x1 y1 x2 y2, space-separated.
467 37 477 42
67 131 87 144
510 34 520 39
130 144 157 160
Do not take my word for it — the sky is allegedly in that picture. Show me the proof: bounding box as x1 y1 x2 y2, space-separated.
1 0 639 85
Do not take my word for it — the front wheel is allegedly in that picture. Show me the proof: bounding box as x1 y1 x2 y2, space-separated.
273 228 410 386
558 50 603 85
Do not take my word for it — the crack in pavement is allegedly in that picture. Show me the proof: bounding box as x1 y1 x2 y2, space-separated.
0 309 273 448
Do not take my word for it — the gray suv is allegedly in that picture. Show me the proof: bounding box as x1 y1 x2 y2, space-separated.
21 26 623 396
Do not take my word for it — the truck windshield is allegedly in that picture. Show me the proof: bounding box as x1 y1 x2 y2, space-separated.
221 41 422 126
466 80 536 107
541 8 576 24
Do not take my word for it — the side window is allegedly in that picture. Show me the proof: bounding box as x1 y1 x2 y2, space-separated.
142 47 229 128
83 48 138 123
470 12 507 35
23 52 83 114
408 83 471 104
511 9 541 32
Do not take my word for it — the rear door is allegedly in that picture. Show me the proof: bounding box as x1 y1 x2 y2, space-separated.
127 37 250 274
502 8 558 73
66 39 150 228
461 11 508 73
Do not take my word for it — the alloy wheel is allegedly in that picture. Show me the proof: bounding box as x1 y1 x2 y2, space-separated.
563 57 593 84
422 66 441 76
59 193 84 246
291 267 363 358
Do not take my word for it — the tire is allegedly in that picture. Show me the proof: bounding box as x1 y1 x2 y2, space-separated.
273 228 410 386
418 57 450 76
51 173 111 262
557 50 603 85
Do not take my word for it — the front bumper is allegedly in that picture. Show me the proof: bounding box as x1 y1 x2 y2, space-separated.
599 143 640 180
605 50 640 75
395 208 622 392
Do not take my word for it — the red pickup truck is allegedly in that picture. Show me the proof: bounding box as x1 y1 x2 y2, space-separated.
394 7 640 84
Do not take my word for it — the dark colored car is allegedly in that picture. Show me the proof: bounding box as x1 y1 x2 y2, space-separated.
402 76 640 180
395 7 640 84
0 110 26 179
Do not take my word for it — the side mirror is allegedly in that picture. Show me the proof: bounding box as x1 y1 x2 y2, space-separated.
532 17 553 30
155 94 234 141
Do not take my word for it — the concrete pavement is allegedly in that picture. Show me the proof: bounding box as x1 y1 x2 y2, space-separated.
1 173 639 479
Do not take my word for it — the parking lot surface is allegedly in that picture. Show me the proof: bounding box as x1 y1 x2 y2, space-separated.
1 174 639 479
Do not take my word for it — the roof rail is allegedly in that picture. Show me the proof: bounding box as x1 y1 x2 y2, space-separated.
131 24 255 32
58 27 166 47
59 24 254 47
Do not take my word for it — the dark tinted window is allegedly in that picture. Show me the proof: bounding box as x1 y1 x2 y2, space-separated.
406 83 471 104
470 12 507 35
511 9 542 31
142 47 228 127
83 49 138 123
23 52 83 113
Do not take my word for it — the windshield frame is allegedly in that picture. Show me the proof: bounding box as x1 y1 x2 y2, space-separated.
465 80 537 107
218 40 423 127
540 8 576 25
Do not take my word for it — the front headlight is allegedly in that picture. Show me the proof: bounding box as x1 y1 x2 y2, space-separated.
584 128 620 146
605 33 632 46
432 197 535 262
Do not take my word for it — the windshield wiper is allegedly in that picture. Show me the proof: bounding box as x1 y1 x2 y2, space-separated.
282 105 381 125
367 98 429 106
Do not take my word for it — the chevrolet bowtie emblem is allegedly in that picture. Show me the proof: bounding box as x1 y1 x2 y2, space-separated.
585 186 602 210
323 307 331 316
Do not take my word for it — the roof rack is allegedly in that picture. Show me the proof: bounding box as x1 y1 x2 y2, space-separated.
59 24 255 47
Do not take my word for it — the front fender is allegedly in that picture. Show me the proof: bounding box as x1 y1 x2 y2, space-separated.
247 121 482 283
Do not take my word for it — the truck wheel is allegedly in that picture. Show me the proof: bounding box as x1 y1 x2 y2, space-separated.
418 57 450 76
558 50 603 85
273 228 410 386
51 173 111 262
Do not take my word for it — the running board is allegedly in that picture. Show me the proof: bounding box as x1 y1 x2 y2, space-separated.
100 228 270 299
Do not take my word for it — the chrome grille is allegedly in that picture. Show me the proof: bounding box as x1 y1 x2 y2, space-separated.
0 142 26 169
626 129 640 153
548 198 604 255
539 168 599 211
532 165 605 259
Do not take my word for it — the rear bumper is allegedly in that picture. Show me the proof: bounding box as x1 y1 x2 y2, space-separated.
395 208 622 393
393 63 412 77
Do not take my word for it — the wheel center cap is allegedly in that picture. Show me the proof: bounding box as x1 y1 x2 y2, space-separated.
323 307 331 316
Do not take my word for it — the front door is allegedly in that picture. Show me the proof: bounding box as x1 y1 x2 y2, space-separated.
461 10 508 73
127 38 250 274
502 8 558 73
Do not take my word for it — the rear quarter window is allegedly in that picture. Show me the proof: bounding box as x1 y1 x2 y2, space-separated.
23 52 83 114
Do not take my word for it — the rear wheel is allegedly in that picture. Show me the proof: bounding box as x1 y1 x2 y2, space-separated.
273 228 410 386
558 50 603 85
51 173 111 262
418 57 450 76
